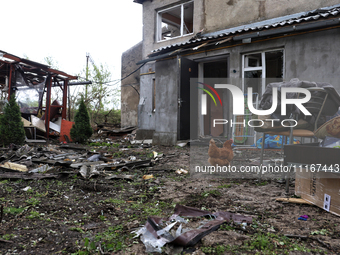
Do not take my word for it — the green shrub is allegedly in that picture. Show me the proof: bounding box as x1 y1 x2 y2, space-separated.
70 98 93 143
0 95 25 146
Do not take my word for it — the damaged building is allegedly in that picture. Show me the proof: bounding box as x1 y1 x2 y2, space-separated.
0 51 77 141
121 0 340 145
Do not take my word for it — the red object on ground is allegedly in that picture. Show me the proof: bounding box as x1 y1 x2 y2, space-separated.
60 119 74 142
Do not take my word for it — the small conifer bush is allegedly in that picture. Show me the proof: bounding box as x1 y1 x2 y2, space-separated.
0 95 26 146
70 98 93 143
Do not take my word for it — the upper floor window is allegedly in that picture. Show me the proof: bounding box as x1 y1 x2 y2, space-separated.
156 1 194 42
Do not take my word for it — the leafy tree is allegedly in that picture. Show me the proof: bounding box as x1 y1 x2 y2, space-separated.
0 95 26 146
76 57 120 124
70 97 93 143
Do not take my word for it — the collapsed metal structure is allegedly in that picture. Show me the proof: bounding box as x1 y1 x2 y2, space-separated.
0 50 77 138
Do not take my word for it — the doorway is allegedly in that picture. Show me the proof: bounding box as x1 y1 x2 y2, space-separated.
200 57 229 137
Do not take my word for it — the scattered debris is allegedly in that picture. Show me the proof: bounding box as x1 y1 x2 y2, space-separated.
298 215 309 221
1 162 28 172
133 204 252 253
22 186 32 191
175 169 188 175
142 174 154 180
276 197 313 205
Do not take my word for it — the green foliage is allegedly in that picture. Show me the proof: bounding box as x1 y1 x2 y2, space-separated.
0 95 25 146
201 189 221 197
89 142 120 147
4 207 25 215
217 184 232 189
26 211 40 219
2 234 15 240
70 98 93 143
75 60 120 125
201 245 230 255
25 197 40 206
310 229 329 235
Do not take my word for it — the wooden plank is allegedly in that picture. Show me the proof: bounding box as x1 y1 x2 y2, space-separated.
31 115 46 132
276 197 313 205
22 117 32 127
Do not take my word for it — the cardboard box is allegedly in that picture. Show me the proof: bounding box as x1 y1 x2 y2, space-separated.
295 169 340 216
284 143 340 216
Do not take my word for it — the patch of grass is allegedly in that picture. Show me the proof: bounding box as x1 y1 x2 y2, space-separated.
201 189 221 198
98 215 106 221
113 151 123 157
25 197 40 206
201 245 230 255
95 225 130 252
146 152 154 158
69 227 85 234
219 224 235 231
310 229 329 235
101 198 125 205
4 207 25 215
34 191 47 197
5 186 13 193
217 184 232 189
240 232 317 254
89 142 120 147
26 211 40 220
256 181 268 186
2 234 15 240
246 233 274 251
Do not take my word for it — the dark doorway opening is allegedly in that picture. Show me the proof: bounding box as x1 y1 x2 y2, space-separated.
203 59 229 136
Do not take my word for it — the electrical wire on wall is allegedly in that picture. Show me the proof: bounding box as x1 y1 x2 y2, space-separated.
117 62 146 96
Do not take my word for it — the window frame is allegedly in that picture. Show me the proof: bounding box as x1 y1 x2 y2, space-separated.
241 49 285 94
156 1 194 42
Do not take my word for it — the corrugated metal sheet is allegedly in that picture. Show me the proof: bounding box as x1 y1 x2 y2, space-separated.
152 4 340 53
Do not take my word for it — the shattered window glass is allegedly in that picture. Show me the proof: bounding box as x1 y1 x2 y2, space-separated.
157 1 194 41
14 70 45 114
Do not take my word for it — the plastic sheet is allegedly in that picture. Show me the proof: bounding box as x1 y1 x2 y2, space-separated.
256 135 299 149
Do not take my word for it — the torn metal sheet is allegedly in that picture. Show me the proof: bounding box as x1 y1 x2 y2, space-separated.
79 165 100 179
29 164 52 173
32 158 72 167
70 161 105 168
130 139 153 145
134 204 252 252
49 119 61 133
103 159 151 170
105 174 134 180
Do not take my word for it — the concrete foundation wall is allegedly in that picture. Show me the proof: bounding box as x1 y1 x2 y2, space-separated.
121 41 142 127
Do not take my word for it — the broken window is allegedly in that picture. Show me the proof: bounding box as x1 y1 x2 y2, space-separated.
156 1 194 42
242 49 284 97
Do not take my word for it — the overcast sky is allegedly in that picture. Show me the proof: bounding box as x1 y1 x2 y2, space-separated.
1 0 143 82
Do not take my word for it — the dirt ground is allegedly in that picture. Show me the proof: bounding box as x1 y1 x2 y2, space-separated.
1 141 340 255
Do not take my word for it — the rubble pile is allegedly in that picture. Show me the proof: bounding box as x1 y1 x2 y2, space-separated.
0 142 155 181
